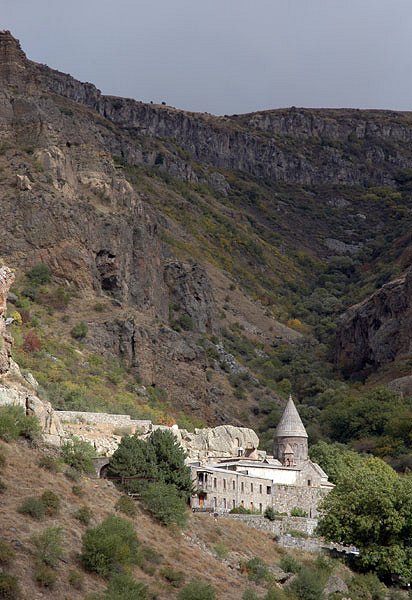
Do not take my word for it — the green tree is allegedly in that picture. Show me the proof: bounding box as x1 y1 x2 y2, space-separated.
318 457 412 581
140 482 188 527
108 435 159 493
87 573 148 600
148 429 192 498
177 580 216 600
309 441 366 484
61 437 96 474
81 515 139 578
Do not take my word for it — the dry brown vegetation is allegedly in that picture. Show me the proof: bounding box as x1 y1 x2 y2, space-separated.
0 439 295 599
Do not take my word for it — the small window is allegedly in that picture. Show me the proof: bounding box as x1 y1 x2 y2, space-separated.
232 499 236 509
241 500 244 507
214 478 217 489
223 479 226 490
232 480 236 490
251 483 254 493
307 480 311 487
223 498 227 509
259 503 263 513
241 482 244 493
266 486 271 495
214 497 217 507
259 484 262 494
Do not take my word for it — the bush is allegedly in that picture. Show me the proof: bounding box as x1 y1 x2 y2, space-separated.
23 330 42 353
33 563 57 588
213 540 229 559
65 466 81 481
31 526 64 567
0 406 41 442
61 437 96 474
244 557 271 583
0 540 16 565
0 479 7 494
40 490 60 516
348 573 387 600
160 566 185 587
264 506 276 521
229 505 252 514
115 495 137 517
140 482 188 527
290 507 308 517
287 567 324 600
26 264 51 286
75 506 93 526
81 515 139 578
72 484 84 496
278 554 302 574
18 497 46 520
177 581 216 600
87 573 148 600
38 455 60 472
68 570 84 590
0 573 21 599
71 321 88 339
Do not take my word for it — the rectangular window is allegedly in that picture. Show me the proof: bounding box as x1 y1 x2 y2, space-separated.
266 486 271 495
307 480 311 487
259 503 262 513
232 480 236 491
214 478 217 489
223 498 227 509
241 482 244 493
251 483 253 493
232 499 236 509
214 497 217 507
259 484 262 494
223 479 226 491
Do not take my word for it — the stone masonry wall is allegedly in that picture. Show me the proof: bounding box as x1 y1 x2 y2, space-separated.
56 410 152 431
227 514 318 535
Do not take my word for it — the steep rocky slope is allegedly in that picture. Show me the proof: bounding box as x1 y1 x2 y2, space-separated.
2 30 412 433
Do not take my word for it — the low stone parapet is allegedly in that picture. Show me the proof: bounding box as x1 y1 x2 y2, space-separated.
226 514 318 536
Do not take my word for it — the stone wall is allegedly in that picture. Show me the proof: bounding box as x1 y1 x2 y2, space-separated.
227 514 318 536
272 483 328 519
56 411 152 432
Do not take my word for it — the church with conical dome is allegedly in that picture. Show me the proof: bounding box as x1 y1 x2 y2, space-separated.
190 396 333 518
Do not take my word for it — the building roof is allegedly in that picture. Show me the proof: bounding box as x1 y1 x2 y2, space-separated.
275 396 308 439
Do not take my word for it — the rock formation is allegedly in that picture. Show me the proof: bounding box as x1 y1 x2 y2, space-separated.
0 266 64 444
335 269 412 378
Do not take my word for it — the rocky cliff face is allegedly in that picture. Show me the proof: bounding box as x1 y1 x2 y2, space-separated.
0 266 64 443
335 270 412 378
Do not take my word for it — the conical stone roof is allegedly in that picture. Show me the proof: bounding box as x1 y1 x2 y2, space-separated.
275 396 308 439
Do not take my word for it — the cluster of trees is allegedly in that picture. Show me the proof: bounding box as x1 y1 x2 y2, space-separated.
313 442 412 584
108 429 192 527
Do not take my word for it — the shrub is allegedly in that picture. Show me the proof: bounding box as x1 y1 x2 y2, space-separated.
0 479 7 494
290 507 308 517
160 566 185 587
71 321 88 339
348 573 387 600
287 567 324 600
26 264 51 286
229 505 252 514
0 406 40 442
68 570 84 590
244 557 271 583
23 330 42 352
65 466 81 481
140 482 188 527
242 590 260 600
87 573 148 600
177 581 216 600
279 554 302 574
75 506 93 526
33 563 57 588
72 484 84 496
213 540 229 559
61 437 96 474
0 540 15 565
0 572 21 599
31 526 64 567
40 490 60 516
264 506 276 521
18 497 46 520
81 515 139 578
38 455 60 472
115 496 137 517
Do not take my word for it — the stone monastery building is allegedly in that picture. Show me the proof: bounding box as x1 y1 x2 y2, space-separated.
189 396 333 517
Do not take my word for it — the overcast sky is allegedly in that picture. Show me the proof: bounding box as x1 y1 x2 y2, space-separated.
2 0 412 115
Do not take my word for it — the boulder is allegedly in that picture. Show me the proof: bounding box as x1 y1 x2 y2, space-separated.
323 574 349 597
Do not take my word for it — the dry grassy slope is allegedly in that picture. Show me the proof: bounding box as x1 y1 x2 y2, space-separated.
0 440 299 599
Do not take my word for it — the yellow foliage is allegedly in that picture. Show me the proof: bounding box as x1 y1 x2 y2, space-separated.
10 311 22 325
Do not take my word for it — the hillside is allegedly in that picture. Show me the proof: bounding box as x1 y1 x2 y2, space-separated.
1 30 412 462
